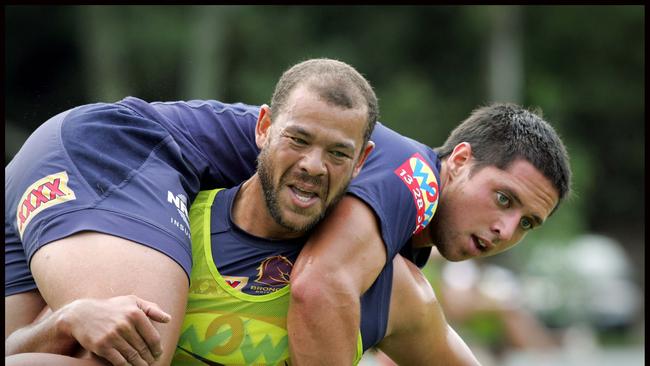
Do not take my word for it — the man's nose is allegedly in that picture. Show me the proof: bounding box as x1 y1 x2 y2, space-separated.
298 148 327 176
491 213 520 243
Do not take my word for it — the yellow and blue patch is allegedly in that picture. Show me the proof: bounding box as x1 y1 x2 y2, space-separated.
394 153 439 234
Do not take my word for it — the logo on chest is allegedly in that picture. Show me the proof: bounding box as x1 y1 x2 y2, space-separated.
240 255 294 294
223 276 249 290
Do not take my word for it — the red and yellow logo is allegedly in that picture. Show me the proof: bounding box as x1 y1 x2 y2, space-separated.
223 276 249 291
394 153 439 234
17 171 76 238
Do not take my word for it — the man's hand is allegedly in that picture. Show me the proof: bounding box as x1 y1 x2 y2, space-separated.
5 294 171 366
29 232 189 366
58 295 171 366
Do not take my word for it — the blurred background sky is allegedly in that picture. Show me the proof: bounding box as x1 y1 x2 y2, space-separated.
5 5 645 365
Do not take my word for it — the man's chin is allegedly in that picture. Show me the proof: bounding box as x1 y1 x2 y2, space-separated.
437 245 469 262
279 212 323 233
444 255 467 262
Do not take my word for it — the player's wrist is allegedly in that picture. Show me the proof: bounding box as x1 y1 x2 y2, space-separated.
55 299 85 341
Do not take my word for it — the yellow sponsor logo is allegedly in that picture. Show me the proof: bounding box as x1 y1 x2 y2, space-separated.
17 171 76 238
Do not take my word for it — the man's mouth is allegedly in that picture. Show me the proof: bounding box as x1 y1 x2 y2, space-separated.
472 235 490 253
290 185 318 202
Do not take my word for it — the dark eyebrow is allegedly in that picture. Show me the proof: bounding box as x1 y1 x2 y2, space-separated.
331 141 355 152
285 126 355 152
285 125 312 138
505 189 544 227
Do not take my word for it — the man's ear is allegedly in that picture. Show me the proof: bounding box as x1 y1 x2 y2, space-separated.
351 140 375 178
447 142 473 177
255 105 272 149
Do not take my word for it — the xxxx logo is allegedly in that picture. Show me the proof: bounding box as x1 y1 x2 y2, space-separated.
17 171 76 238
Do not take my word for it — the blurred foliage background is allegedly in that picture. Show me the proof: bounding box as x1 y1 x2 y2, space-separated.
5 5 644 365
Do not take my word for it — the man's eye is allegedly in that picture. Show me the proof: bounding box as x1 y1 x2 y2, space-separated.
330 150 349 159
520 217 533 230
496 192 510 207
290 136 307 145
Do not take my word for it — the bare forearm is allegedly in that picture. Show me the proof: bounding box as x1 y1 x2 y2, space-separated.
379 322 481 366
443 325 482 366
5 307 76 356
380 256 482 366
288 196 385 365
288 278 360 365
6 353 109 366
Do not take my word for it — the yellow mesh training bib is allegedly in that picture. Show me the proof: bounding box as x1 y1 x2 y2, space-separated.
172 189 363 365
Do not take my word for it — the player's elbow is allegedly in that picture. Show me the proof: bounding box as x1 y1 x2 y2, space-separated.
290 270 358 312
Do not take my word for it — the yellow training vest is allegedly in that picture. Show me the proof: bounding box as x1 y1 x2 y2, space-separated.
172 189 363 365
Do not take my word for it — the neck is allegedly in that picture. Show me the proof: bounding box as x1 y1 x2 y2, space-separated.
410 228 435 249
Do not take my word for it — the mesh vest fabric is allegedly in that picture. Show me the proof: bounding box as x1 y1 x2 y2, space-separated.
172 189 363 365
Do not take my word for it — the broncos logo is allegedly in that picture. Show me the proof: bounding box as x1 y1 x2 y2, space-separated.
255 255 293 287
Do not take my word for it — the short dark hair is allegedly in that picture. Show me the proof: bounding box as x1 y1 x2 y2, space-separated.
435 103 572 208
270 58 378 145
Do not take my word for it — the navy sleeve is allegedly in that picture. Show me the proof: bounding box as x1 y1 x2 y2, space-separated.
154 100 261 189
347 124 441 264
121 97 261 190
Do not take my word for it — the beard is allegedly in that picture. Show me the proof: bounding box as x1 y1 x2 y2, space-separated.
257 147 352 234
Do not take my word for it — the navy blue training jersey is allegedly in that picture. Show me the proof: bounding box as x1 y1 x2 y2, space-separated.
6 96 438 296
